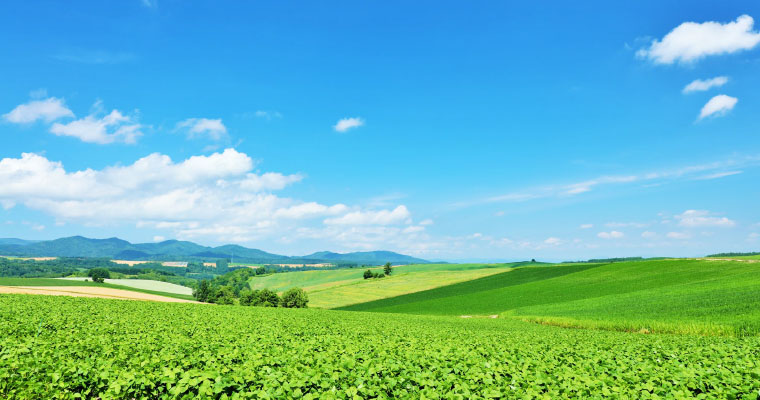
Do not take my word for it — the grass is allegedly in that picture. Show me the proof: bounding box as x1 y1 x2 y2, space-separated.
250 262 528 308
2 294 759 398
0 277 195 301
342 259 760 337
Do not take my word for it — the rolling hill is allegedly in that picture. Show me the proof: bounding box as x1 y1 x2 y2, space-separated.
0 236 427 265
340 259 760 336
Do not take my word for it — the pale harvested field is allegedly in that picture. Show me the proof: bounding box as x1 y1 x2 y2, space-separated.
58 278 193 295
0 286 198 303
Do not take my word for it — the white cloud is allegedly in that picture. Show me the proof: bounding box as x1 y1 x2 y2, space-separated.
253 110 282 120
641 231 657 239
3 97 74 123
333 117 364 133
580 224 593 229
694 170 742 180
177 118 227 140
419 219 434 226
675 210 735 227
605 222 648 228
682 76 728 94
638 15 760 64
667 231 691 240
153 235 165 242
699 95 738 120
544 237 562 245
50 108 142 144
0 149 411 246
597 231 624 239
324 205 410 226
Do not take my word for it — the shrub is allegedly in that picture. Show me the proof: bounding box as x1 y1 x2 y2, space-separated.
239 289 259 306
383 262 392 276
363 269 373 279
255 289 280 307
280 287 309 308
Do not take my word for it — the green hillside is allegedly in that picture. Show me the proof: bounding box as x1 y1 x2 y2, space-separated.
250 262 526 308
342 259 760 336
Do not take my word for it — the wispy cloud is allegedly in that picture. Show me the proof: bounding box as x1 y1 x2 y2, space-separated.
176 118 228 140
637 15 760 65
3 97 73 124
334 117 364 133
452 155 760 209
682 76 728 94
699 95 738 120
53 49 136 64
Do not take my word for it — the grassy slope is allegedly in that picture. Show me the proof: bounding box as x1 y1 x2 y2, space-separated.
342 259 760 336
250 263 527 308
0 277 195 301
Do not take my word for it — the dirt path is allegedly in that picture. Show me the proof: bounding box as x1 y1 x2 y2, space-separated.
0 286 199 303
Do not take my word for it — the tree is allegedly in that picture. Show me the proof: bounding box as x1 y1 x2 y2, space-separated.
193 280 212 302
383 262 392 276
363 269 373 279
215 259 229 274
214 286 236 305
88 268 110 283
255 288 280 307
531 259 536 263
239 289 259 306
280 287 309 308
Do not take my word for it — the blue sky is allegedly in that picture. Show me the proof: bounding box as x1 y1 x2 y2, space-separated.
1 1 760 261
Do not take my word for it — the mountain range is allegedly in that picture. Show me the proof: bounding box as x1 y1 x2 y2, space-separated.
0 236 428 265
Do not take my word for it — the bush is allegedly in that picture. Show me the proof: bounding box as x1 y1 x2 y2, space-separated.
255 289 280 307
280 287 309 308
88 268 111 283
383 262 392 276
239 289 258 306
214 286 236 305
193 280 212 302
363 269 373 279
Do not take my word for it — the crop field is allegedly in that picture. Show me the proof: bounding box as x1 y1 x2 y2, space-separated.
58 277 193 295
250 263 523 308
342 259 760 336
0 277 195 301
2 294 760 399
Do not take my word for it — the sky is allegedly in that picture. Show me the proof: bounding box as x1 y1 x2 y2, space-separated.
1 1 760 261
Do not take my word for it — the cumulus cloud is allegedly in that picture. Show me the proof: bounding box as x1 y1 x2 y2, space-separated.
177 118 227 140
699 95 738 120
597 231 624 239
333 117 364 132
638 15 760 64
675 210 735 227
0 149 410 245
682 76 728 94
3 97 74 123
51 109 142 144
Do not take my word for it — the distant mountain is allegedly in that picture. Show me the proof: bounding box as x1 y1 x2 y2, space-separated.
0 236 428 265
298 250 428 265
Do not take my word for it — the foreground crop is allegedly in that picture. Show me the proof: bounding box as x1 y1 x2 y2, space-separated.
1 294 759 399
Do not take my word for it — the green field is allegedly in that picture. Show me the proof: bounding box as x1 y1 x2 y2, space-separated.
0 277 195 301
250 262 525 308
2 294 759 398
341 259 760 336
708 254 760 260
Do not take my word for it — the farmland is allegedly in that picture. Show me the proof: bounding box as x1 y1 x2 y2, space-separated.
2 294 760 398
342 259 760 336
0 277 195 301
58 277 193 295
250 262 524 308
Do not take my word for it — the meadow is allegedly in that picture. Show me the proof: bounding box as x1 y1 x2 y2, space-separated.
342 259 760 336
2 294 759 399
250 262 524 308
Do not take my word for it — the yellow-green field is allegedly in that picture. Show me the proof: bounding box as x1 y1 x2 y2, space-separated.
249 262 527 308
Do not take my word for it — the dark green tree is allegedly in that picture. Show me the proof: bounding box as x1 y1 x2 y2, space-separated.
363 269 373 279
280 287 309 308
383 262 392 276
239 289 259 306
193 280 212 302
214 286 236 305
215 259 230 274
88 268 110 283
255 288 280 307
